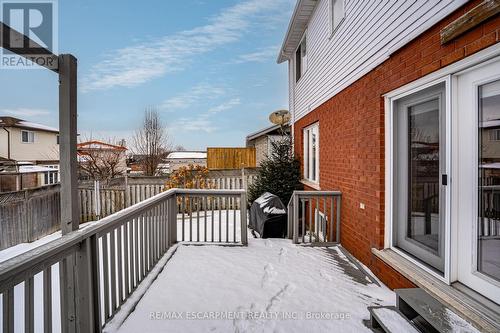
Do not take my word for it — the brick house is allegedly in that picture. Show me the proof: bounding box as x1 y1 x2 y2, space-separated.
279 0 500 329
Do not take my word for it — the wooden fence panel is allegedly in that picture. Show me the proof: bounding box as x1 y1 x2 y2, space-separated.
1 175 257 250
0 185 60 250
207 147 256 170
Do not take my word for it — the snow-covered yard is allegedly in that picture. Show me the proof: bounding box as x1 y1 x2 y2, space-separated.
0 210 395 333
111 237 394 332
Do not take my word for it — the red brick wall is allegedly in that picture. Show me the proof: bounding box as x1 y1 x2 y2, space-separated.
294 0 500 289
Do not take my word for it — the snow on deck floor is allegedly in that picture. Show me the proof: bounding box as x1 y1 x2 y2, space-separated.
115 238 394 333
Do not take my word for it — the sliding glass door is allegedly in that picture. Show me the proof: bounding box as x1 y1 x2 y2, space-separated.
456 58 500 304
393 83 446 273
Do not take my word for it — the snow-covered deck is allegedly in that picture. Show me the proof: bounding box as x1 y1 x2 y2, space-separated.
108 236 394 332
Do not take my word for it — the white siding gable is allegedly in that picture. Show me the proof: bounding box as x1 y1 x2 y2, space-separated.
289 0 468 121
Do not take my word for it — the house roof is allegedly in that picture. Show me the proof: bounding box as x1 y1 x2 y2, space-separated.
246 123 290 143
77 141 127 151
0 116 59 133
277 0 317 64
166 151 207 160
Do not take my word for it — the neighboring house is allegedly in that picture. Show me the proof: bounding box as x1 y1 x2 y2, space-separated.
0 116 59 165
0 159 59 192
0 116 60 191
279 0 500 326
246 123 290 166
127 154 147 175
165 151 207 172
77 141 128 179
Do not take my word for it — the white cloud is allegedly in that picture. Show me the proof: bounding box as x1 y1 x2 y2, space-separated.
173 118 217 133
0 108 52 118
82 0 291 92
160 83 226 112
172 97 241 133
233 45 280 64
207 98 241 114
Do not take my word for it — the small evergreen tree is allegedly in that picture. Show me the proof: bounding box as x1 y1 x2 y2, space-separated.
248 131 302 206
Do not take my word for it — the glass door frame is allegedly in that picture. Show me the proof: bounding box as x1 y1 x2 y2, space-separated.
386 76 453 284
393 84 447 273
454 58 500 304
385 43 500 288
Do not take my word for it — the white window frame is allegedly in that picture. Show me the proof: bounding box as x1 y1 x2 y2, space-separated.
329 0 345 36
488 128 500 141
295 31 307 83
303 122 319 184
21 130 34 143
384 43 500 285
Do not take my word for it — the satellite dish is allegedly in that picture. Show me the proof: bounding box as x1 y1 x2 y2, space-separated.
269 110 291 125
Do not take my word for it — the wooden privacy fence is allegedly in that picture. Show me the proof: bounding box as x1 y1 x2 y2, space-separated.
79 184 165 223
79 173 258 223
0 185 60 250
0 188 247 332
207 147 256 170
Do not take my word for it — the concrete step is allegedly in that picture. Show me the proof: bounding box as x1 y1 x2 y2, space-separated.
368 306 420 333
396 288 479 333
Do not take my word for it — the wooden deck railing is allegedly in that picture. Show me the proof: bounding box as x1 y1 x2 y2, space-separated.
287 191 342 245
0 189 247 332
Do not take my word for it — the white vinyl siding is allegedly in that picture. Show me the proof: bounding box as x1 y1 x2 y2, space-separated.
303 123 319 183
291 0 468 121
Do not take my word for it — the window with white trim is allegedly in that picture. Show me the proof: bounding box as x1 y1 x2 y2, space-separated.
330 0 345 34
488 128 500 141
295 33 307 82
21 130 34 143
303 123 319 183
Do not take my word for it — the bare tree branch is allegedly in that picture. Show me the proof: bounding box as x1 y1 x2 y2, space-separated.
132 107 171 176
78 138 127 181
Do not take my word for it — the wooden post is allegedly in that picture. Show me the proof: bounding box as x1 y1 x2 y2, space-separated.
15 174 20 191
75 236 102 332
124 174 129 207
169 196 177 246
59 54 78 234
293 194 299 244
240 192 248 245
58 54 85 333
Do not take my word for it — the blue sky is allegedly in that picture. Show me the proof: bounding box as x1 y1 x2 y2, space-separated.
0 0 294 150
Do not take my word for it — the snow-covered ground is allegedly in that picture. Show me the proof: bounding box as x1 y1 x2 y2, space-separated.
113 237 395 332
0 222 97 333
0 211 395 333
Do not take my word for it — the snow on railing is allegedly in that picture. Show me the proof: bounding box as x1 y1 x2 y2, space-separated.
0 188 248 332
287 191 342 245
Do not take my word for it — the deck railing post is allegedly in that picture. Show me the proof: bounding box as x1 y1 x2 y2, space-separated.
287 197 293 239
59 54 79 234
169 195 177 246
240 192 248 245
75 236 102 332
293 193 299 244
336 195 341 243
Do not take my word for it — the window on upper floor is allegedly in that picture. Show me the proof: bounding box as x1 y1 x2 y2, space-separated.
21 130 34 143
295 33 307 82
303 122 319 183
330 0 345 35
489 129 500 141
